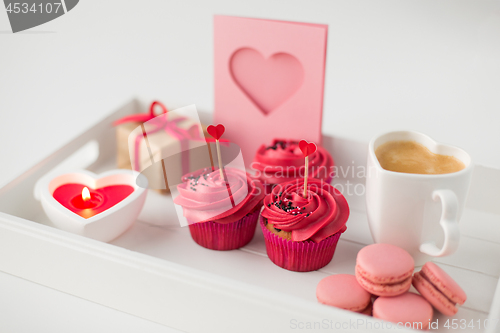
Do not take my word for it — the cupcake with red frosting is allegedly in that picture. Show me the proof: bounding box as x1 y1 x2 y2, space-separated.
260 178 349 271
252 139 334 194
174 167 265 250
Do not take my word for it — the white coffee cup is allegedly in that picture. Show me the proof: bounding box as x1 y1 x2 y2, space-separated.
365 131 474 266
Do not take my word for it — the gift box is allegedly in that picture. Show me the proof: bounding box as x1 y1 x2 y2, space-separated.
115 102 209 193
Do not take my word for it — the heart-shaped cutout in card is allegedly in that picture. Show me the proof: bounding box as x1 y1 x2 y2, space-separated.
207 124 226 140
299 140 317 157
230 48 304 115
4 0 79 33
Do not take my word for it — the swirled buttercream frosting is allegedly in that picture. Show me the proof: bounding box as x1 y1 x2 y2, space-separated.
261 178 349 243
174 167 264 224
252 139 334 185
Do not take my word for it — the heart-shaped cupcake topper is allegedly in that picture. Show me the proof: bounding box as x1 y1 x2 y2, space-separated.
207 124 226 178
298 140 317 198
299 139 317 157
207 124 225 141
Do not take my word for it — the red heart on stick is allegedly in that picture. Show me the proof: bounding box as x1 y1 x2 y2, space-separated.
207 124 225 140
299 140 317 157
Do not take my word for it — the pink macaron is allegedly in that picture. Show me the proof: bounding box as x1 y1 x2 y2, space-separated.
373 292 433 330
317 274 372 315
355 243 414 296
412 262 467 316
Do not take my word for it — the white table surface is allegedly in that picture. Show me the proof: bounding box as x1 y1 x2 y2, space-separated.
1 0 500 332
0 271 179 333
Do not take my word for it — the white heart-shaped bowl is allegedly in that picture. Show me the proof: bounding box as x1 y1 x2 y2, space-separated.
36 169 147 242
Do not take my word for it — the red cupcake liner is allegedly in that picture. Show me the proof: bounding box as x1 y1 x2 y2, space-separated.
263 176 334 195
187 209 260 251
259 215 341 272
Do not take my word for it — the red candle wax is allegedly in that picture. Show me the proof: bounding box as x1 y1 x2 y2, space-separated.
53 184 134 219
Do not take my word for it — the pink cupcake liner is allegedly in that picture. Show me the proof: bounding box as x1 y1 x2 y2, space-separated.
263 175 334 195
259 216 341 272
188 209 260 251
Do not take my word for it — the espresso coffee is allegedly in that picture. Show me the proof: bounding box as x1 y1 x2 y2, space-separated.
375 140 465 175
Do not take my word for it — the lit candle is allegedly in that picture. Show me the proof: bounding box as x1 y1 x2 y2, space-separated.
53 183 133 219
37 169 148 242
70 187 104 210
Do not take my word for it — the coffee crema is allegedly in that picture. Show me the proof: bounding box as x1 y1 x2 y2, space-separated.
375 140 465 175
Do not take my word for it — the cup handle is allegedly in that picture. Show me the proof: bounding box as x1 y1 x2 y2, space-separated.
419 189 461 257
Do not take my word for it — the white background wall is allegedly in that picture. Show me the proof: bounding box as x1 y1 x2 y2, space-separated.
1 0 500 187
0 1 499 331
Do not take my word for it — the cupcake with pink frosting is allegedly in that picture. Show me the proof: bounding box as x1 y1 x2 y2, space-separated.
174 167 265 250
260 178 349 271
252 139 334 194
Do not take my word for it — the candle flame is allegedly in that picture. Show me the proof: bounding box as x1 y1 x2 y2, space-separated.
82 187 91 201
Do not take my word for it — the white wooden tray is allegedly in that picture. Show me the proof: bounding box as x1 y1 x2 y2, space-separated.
0 99 499 333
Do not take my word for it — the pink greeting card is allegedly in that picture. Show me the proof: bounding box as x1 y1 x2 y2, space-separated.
214 15 328 166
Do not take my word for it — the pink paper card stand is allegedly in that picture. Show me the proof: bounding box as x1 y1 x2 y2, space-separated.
214 15 328 166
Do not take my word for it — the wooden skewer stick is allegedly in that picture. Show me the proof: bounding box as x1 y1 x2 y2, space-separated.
298 139 316 199
303 156 309 198
216 139 223 179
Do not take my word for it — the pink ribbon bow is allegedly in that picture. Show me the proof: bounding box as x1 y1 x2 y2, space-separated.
113 101 169 126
